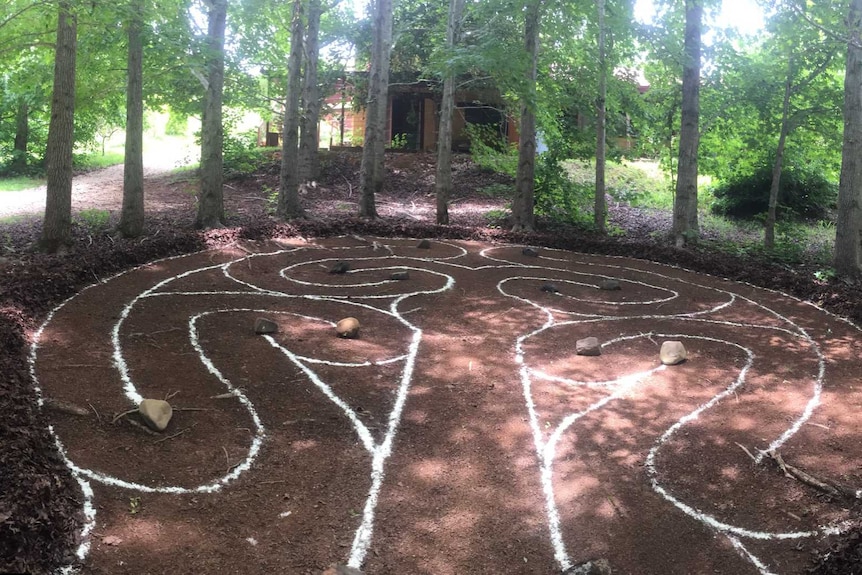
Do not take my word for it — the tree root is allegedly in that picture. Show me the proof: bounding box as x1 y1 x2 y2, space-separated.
766 450 862 503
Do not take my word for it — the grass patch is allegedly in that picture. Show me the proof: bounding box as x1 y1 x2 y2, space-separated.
74 151 124 171
0 176 45 192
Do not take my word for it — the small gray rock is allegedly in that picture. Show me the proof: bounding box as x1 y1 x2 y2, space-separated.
416 239 432 249
522 247 539 257
660 340 687 365
138 399 173 432
254 317 278 334
330 261 350 274
576 337 602 356
541 283 559 293
390 271 410 281
336 317 360 338
599 279 621 291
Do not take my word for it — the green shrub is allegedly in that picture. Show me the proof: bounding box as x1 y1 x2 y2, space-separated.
466 124 518 177
223 130 271 179
534 152 592 226
709 164 837 221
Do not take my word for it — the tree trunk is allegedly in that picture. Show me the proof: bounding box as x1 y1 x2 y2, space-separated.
298 0 321 183
40 2 77 253
672 0 702 247
434 0 466 225
511 0 541 232
11 96 29 173
835 0 862 278
118 0 145 238
594 0 607 233
278 0 305 219
359 0 394 219
196 0 227 229
764 58 794 251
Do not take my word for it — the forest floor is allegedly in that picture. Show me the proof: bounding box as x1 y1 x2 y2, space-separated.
2 151 862 575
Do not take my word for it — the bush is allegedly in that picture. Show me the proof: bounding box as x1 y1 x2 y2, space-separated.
534 152 592 226
223 130 271 179
710 164 837 221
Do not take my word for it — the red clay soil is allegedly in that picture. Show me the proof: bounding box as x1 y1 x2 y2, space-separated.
2 152 862 575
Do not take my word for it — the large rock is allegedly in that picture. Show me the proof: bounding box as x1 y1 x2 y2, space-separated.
576 337 602 356
254 317 278 334
329 261 351 274
138 399 173 432
336 317 360 339
660 340 687 365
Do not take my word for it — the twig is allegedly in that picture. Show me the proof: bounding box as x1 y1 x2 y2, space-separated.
211 392 237 399
174 407 210 412
88 402 102 424
111 408 139 424
259 480 288 485
148 327 182 337
125 418 159 436
735 442 757 463
165 390 180 401
806 422 830 430
767 451 862 501
153 425 193 444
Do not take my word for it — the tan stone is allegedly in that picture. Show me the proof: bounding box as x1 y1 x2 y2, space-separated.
336 317 360 339
660 340 687 365
576 337 602 356
138 399 173 431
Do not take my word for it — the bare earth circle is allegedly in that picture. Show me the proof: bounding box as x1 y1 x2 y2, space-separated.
32 236 862 575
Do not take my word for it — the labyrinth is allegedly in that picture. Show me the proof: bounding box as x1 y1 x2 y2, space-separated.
31 236 862 575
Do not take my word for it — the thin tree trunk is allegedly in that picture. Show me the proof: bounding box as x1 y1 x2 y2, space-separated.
359 0 393 218
435 0 466 225
298 0 321 183
278 0 305 219
511 0 541 232
196 0 227 229
765 58 794 250
40 2 77 253
835 0 862 277
594 0 607 233
11 96 29 173
118 0 145 238
672 0 702 247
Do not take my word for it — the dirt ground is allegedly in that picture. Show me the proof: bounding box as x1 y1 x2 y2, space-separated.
2 152 862 575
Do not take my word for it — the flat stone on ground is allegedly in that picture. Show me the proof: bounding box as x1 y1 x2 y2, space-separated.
660 340 687 365
564 558 613 574
321 566 364 575
329 261 350 274
254 317 278 334
390 271 410 280
138 399 173 432
416 239 432 249
541 283 559 293
576 336 602 356
336 317 360 338
522 247 539 257
599 279 621 290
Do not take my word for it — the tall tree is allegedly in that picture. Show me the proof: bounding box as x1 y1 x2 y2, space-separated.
672 0 702 247
510 0 542 232
594 0 608 232
358 0 394 219
434 0 466 225
10 96 29 173
118 0 145 238
196 0 228 229
40 1 77 253
835 0 862 277
298 0 322 184
277 0 305 219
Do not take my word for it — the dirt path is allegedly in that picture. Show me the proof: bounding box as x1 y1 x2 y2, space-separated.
32 237 862 575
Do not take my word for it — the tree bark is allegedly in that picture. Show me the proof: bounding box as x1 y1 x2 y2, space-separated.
40 2 77 253
359 0 394 219
298 0 321 183
434 0 466 225
764 58 794 251
835 0 862 277
118 0 145 238
511 0 541 232
278 0 305 219
594 0 607 233
196 0 227 229
11 96 29 173
672 0 702 247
